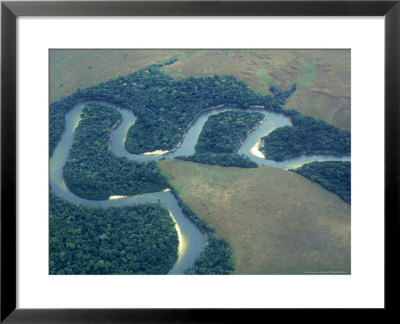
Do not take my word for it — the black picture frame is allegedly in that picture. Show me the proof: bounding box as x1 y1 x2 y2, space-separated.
1 1 399 322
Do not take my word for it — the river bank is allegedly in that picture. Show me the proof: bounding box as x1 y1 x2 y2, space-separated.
250 140 266 159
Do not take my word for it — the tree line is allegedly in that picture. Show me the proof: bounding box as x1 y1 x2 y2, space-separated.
175 153 258 168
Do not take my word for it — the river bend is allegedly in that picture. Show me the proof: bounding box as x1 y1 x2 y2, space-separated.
50 100 350 274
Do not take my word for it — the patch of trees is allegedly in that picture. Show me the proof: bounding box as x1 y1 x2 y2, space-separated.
185 236 234 275
175 153 258 168
169 187 234 274
49 191 178 274
63 102 168 200
269 84 297 105
261 110 351 161
50 61 295 156
195 110 264 153
153 58 178 68
291 161 351 204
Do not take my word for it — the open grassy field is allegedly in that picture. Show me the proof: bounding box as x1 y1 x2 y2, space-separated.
50 49 350 130
158 159 350 274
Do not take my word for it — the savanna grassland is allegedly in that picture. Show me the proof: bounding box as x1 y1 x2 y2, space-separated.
158 159 350 274
50 49 350 130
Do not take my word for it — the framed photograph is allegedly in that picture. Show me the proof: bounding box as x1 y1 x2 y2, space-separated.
1 0 399 322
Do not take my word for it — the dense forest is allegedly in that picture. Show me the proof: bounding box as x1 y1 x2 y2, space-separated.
63 102 168 200
50 60 295 156
50 192 178 274
291 161 351 204
195 110 264 153
175 110 263 168
261 110 351 161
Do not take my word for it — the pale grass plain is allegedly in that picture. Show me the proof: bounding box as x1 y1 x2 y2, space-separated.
158 160 350 274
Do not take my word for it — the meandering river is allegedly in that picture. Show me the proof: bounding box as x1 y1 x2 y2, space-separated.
49 100 350 274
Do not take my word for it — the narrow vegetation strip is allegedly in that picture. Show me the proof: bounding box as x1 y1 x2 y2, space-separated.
168 186 235 274
175 153 258 168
